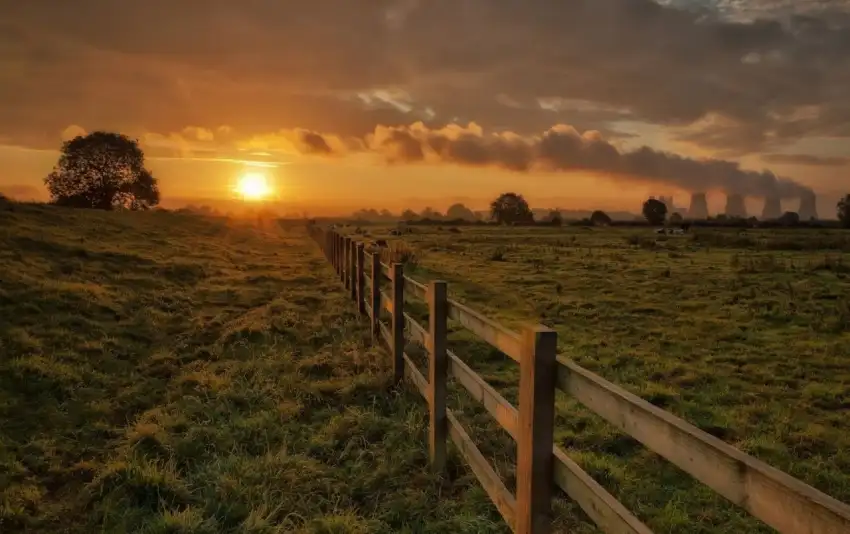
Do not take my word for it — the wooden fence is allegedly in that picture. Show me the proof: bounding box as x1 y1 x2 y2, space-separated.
307 225 850 534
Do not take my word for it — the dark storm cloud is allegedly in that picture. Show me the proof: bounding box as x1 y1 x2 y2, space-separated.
1 0 849 156
304 122 811 198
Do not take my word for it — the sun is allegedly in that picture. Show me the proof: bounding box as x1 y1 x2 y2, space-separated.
235 172 272 201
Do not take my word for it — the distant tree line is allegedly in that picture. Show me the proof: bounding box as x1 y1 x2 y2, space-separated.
349 192 850 230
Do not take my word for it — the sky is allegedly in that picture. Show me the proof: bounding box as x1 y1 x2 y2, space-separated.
1 0 849 216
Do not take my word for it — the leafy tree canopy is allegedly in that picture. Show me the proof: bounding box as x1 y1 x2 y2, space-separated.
642 198 668 225
490 192 533 225
45 131 160 210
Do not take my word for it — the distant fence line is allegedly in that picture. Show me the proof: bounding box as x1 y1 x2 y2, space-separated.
306 224 850 534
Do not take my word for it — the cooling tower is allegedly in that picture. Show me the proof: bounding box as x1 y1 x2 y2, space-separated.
761 194 782 220
798 190 818 220
724 194 747 218
688 192 709 219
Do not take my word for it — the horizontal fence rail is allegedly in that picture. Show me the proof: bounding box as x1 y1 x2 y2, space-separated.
306 224 850 534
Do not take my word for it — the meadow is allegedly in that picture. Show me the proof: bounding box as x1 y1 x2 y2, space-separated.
0 202 514 533
356 222 850 533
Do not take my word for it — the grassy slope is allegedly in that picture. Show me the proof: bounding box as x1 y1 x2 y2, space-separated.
365 224 850 533
0 203 520 533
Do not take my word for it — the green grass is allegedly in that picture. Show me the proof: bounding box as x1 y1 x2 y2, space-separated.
0 203 521 533
358 223 850 533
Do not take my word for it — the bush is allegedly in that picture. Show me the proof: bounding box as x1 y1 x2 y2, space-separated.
590 210 612 226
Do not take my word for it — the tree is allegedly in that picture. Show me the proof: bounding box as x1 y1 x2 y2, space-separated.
669 212 684 224
778 211 800 226
45 132 160 210
546 209 563 226
642 198 667 225
490 192 534 225
446 203 476 221
590 210 612 226
838 194 850 228
400 209 418 221
420 206 442 220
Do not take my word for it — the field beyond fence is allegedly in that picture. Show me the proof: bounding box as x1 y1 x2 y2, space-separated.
308 224 850 534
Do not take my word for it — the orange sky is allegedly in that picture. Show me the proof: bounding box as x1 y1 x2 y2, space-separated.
2 1 849 217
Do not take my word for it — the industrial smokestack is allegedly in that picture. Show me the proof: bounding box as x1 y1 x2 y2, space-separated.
798 190 818 220
725 194 747 218
688 192 708 219
762 194 782 220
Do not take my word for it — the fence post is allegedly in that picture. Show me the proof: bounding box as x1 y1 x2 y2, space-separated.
337 233 342 274
516 324 557 534
350 240 358 302
333 233 339 273
391 263 404 383
428 280 448 472
356 243 366 315
370 253 381 345
341 236 348 285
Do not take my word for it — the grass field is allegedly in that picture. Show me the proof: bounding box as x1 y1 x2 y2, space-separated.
358 223 850 533
0 203 520 533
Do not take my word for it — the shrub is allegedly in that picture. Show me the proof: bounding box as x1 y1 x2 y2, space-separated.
590 210 612 226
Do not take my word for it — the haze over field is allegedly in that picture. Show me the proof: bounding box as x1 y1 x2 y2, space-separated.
2 0 850 215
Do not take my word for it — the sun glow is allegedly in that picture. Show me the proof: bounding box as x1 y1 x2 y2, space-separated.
235 172 273 201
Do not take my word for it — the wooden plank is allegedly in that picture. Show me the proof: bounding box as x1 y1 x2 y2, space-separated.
370 253 381 345
391 263 405 384
404 276 427 301
332 232 338 272
445 350 653 534
556 356 850 534
446 299 523 362
447 409 517 532
428 281 448 472
365 302 373 321
355 243 364 310
552 447 654 534
380 261 390 279
448 351 519 440
403 352 428 400
516 325 557 534
404 312 428 347
380 291 393 315
346 237 353 291
379 321 392 352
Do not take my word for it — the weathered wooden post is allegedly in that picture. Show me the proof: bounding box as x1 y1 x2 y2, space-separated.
370 253 381 344
428 280 448 471
516 324 558 534
356 243 366 315
350 240 358 302
333 233 339 273
391 263 405 383
342 236 349 285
